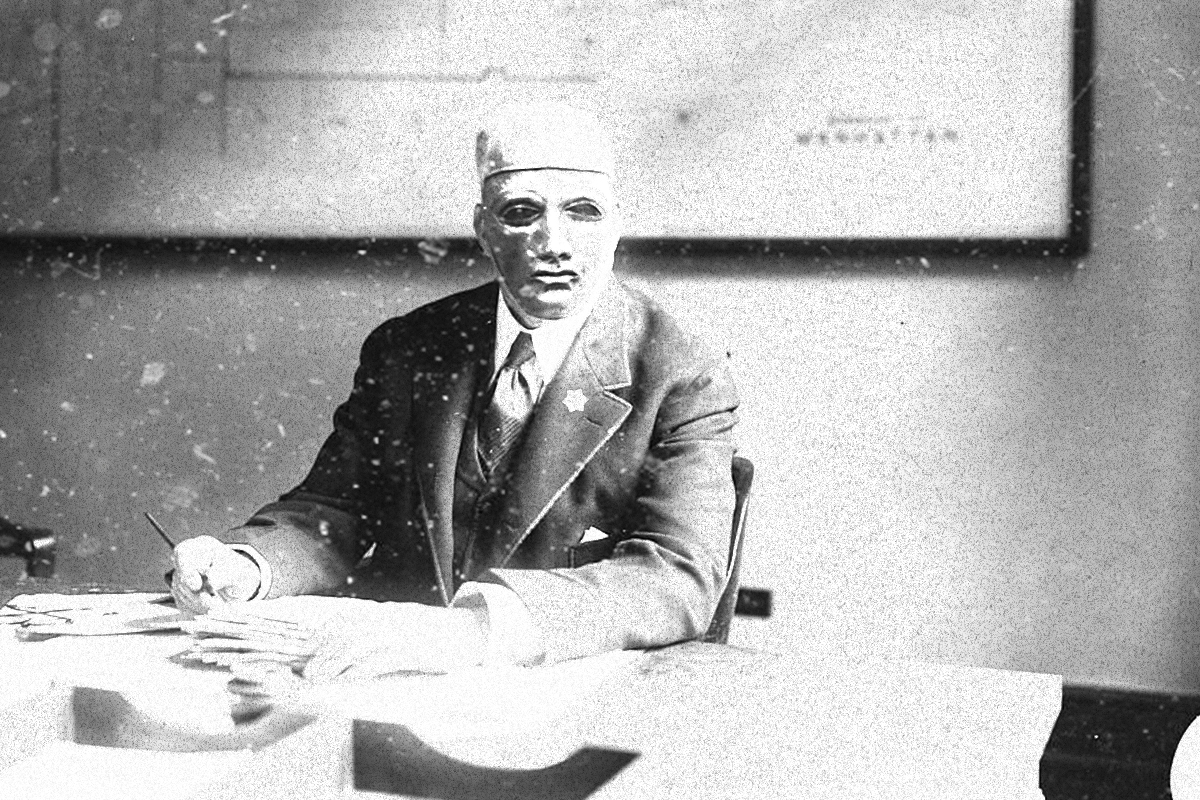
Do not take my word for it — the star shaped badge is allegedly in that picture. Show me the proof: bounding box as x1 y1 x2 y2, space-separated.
563 389 588 413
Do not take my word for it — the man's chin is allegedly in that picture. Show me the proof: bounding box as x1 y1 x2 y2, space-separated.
517 288 582 323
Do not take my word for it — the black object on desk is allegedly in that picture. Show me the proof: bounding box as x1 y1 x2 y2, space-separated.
1041 685 1200 800
0 516 55 579
353 720 637 800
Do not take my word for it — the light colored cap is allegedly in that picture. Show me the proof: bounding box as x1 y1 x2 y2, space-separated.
475 102 615 183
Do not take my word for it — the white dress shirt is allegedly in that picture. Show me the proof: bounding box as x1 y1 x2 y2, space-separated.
490 287 596 390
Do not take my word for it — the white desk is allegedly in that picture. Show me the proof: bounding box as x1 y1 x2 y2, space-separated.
0 626 1060 800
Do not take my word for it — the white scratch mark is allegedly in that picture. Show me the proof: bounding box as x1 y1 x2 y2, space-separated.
140 362 167 387
163 485 200 511
95 9 122 30
192 443 217 465
417 238 449 264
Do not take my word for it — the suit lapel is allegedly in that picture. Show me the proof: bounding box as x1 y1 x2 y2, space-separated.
411 283 496 603
491 283 633 566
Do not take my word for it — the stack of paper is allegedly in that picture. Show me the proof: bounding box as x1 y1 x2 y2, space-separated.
0 593 185 637
178 605 315 671
174 596 383 695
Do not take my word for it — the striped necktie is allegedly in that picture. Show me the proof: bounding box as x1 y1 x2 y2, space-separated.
478 331 543 477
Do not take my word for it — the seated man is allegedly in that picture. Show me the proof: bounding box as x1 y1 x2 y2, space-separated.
170 103 739 678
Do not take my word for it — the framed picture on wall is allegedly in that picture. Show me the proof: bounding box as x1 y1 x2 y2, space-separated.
0 0 1091 253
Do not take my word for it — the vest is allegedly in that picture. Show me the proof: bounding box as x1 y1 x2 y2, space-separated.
450 357 521 590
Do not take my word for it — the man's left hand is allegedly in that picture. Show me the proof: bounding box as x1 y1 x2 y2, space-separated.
302 601 489 682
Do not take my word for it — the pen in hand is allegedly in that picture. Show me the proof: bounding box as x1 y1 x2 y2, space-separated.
145 512 182 592
144 512 177 549
147 512 235 605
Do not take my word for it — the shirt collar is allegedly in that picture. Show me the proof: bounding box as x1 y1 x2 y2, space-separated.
493 280 605 385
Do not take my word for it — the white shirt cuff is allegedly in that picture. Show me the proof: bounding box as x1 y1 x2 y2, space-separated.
451 581 545 667
227 543 273 601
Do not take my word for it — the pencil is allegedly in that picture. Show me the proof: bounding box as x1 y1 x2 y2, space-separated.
143 512 177 549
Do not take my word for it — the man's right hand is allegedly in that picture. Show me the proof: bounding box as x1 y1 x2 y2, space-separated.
170 535 261 614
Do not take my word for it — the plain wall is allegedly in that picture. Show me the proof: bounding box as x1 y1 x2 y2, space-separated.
2 0 1199 691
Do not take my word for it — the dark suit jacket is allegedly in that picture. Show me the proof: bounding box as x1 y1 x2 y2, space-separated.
222 280 739 662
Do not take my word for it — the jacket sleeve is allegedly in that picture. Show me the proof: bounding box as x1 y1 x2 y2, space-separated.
215 322 402 598
487 355 739 663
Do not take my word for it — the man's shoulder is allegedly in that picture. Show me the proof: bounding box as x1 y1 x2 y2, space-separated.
611 282 722 364
366 282 497 342
353 282 496 369
389 282 496 328
598 282 735 402
600 281 738 426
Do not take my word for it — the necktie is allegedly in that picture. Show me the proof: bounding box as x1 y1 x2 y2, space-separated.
478 332 543 477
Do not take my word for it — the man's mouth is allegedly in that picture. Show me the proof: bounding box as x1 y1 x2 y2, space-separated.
531 270 578 282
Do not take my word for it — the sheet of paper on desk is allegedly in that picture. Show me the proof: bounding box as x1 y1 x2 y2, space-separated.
317 649 642 741
0 592 187 636
0 740 251 800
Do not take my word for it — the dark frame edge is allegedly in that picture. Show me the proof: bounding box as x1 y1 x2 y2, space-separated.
1067 0 1096 259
